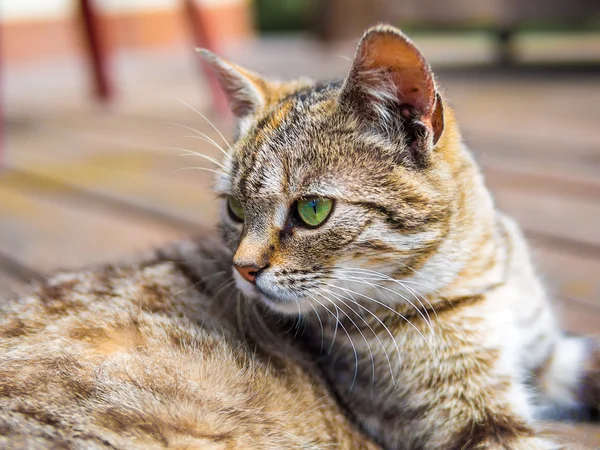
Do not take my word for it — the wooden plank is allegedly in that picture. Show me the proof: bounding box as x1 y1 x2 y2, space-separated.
6 150 219 227
0 169 213 233
6 118 222 226
469 134 600 180
534 247 600 309
0 182 182 274
6 103 233 162
494 190 600 249
447 75 600 180
484 163 600 204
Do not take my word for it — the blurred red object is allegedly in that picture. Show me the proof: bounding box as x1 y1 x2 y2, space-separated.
183 0 230 119
79 0 114 103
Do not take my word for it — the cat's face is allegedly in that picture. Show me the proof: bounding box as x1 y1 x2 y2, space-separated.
204 26 464 315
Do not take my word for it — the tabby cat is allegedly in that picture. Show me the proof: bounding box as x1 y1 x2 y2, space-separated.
202 25 599 449
0 240 378 449
2 24 597 450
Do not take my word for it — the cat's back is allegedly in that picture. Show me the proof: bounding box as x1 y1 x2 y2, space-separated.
0 239 375 450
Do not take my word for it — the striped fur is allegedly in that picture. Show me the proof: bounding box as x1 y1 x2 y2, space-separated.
206 25 597 449
0 239 379 449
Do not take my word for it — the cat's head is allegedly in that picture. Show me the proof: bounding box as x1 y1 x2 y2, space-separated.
202 25 482 315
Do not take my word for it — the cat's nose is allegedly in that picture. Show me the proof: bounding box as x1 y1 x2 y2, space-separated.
234 263 266 284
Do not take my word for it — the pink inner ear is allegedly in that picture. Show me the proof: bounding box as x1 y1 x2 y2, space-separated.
356 33 436 118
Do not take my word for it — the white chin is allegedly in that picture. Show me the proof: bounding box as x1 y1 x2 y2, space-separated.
257 294 307 315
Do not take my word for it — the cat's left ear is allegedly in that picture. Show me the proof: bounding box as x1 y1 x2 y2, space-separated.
340 25 444 162
198 49 271 119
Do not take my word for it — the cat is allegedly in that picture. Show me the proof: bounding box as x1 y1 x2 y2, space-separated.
201 24 599 449
0 238 379 449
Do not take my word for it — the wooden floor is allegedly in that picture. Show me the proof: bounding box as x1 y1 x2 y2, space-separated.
2 39 600 446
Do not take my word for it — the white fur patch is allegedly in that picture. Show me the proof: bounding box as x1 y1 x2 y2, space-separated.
541 336 587 406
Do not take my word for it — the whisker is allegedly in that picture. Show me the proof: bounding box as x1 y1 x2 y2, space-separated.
307 293 359 392
293 299 304 339
216 279 238 317
236 291 247 342
165 121 232 160
176 98 234 155
248 301 285 349
325 283 433 353
397 281 441 323
340 265 453 307
173 167 225 176
209 280 237 306
172 269 227 297
318 286 394 389
345 267 447 333
318 284 398 387
334 266 442 330
307 300 325 353
335 274 436 342
329 303 340 354
315 288 376 389
162 146 226 169
184 135 229 157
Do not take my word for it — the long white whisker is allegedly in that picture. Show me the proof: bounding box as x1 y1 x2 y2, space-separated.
335 266 443 326
338 265 452 306
173 167 225 175
163 146 226 169
307 299 325 353
165 121 232 160
315 288 376 390
184 135 229 157
335 274 436 342
293 299 304 338
323 283 400 386
337 267 447 329
326 283 433 353
176 98 234 154
329 302 340 354
319 286 396 388
307 293 359 392
398 280 441 323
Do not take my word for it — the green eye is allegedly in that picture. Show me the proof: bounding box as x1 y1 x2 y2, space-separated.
296 197 333 227
227 196 245 222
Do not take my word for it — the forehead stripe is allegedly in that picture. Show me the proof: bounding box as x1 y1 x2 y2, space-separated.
237 99 296 197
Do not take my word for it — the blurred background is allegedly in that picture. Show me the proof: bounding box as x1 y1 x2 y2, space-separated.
1 0 600 411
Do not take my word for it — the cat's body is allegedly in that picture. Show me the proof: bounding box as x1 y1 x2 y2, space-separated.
304 178 578 449
0 239 378 449
203 25 600 449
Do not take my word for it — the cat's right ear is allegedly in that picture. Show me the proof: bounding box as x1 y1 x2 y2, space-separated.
339 25 444 164
198 49 269 119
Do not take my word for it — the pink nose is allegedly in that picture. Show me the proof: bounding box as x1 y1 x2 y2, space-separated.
234 264 264 284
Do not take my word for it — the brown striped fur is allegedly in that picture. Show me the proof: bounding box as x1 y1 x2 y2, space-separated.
0 240 378 449
204 25 598 449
